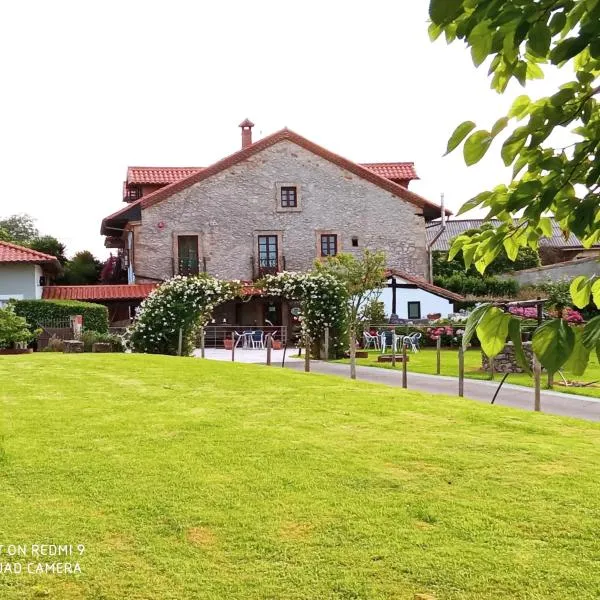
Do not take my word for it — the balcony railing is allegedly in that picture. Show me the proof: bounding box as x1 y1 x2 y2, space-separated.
123 186 143 203
178 257 200 276
252 256 285 279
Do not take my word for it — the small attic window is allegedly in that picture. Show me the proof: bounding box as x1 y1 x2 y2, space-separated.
351 237 359 247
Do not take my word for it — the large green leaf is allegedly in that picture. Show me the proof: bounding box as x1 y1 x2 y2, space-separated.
564 327 590 376
532 319 575 374
591 280 600 309
462 303 493 350
445 121 476 155
528 22 551 56
429 0 464 25
508 317 531 374
491 117 509 138
570 275 592 308
469 21 492 66
582 315 600 349
464 130 493 166
456 190 492 216
501 131 527 165
550 37 589 64
476 307 511 359
508 95 531 119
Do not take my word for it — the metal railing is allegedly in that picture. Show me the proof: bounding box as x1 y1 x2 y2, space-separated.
199 325 287 348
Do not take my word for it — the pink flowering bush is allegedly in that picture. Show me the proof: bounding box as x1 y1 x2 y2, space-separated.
563 307 584 323
508 306 538 319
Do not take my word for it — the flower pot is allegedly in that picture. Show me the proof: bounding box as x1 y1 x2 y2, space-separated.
272 340 282 350
223 339 233 350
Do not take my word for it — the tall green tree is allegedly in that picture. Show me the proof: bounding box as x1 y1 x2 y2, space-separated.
28 236 68 265
315 250 386 379
0 214 39 244
429 0 600 374
59 251 102 285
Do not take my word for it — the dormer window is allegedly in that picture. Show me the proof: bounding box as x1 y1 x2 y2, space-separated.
280 186 297 208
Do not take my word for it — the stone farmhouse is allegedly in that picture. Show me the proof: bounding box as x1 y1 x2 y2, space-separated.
43 121 461 328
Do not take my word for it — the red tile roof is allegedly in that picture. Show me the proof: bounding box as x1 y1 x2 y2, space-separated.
127 163 416 188
42 284 157 301
386 269 464 302
127 167 203 185
0 241 58 264
103 129 448 234
360 162 418 181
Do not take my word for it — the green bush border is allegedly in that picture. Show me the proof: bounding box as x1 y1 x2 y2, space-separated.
13 299 109 333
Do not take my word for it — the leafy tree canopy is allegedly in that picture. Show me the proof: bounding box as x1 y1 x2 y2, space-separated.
28 235 68 265
58 251 103 285
0 214 39 244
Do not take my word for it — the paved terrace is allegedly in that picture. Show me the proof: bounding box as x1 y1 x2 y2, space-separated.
195 348 600 422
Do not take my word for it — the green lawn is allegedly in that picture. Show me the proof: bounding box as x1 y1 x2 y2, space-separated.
1 354 600 599
336 347 600 398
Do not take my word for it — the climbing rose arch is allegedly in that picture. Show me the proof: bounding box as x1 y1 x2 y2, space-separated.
129 275 241 355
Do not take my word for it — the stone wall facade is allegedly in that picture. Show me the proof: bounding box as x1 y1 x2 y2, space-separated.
482 342 534 373
132 140 428 282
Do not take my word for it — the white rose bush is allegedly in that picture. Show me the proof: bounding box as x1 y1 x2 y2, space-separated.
260 271 348 357
129 275 241 355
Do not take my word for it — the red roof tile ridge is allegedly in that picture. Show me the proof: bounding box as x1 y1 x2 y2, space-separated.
0 240 58 262
134 128 446 215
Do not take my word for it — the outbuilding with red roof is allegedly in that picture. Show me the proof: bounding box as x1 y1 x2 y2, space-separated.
0 241 60 306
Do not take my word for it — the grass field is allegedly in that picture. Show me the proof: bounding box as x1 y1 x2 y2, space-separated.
1 354 600 599
335 347 600 398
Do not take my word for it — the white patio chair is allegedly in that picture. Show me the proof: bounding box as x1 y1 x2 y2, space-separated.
407 332 422 353
380 331 400 353
250 330 264 349
363 332 379 350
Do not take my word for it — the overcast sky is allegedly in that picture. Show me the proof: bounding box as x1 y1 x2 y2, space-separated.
0 1 567 258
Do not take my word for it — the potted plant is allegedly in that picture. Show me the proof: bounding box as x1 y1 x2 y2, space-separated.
223 338 233 350
272 339 282 350
0 307 38 355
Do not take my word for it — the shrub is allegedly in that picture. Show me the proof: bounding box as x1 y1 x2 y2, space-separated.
0 307 38 349
434 273 519 298
81 330 125 352
13 299 108 333
42 335 65 352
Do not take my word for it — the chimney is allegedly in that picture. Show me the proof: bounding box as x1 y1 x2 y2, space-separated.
239 118 255 149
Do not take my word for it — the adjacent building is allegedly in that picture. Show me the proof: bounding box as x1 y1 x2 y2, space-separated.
0 241 59 307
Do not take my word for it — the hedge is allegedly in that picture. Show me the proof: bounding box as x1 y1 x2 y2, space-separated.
434 273 519 298
13 300 109 333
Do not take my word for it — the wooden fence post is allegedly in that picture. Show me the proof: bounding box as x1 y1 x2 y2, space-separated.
177 327 183 357
304 333 310 373
231 332 235 362
324 326 329 361
200 326 205 359
534 356 541 412
436 336 441 375
402 343 407 388
266 334 272 366
458 345 464 397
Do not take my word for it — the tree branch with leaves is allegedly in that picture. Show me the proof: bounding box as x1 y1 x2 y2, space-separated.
429 0 600 374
